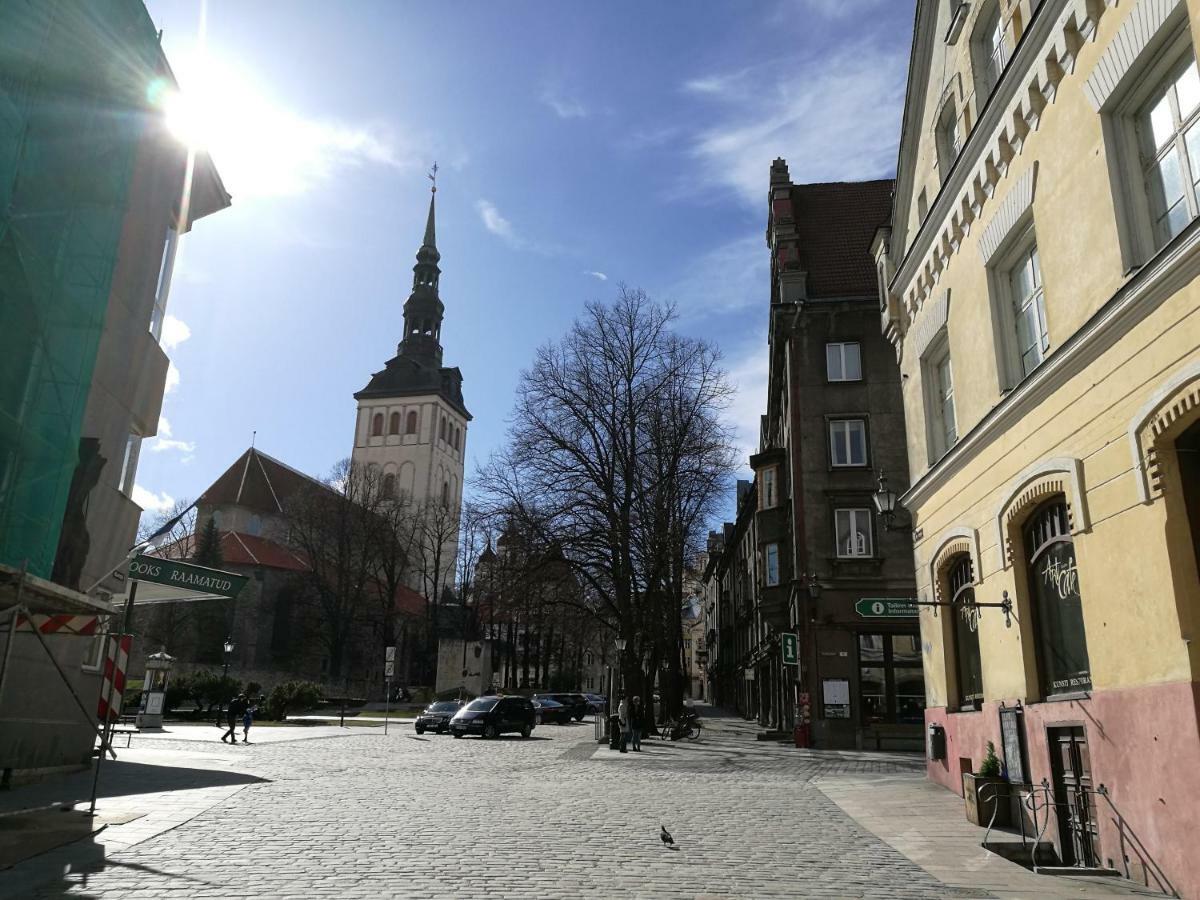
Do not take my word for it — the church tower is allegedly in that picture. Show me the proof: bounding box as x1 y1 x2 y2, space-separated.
352 177 470 590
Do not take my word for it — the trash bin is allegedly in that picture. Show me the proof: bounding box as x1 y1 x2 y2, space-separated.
927 723 946 761
608 714 622 750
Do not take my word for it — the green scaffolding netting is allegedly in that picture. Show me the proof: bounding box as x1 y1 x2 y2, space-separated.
0 0 162 578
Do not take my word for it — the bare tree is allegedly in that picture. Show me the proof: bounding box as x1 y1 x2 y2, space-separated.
479 287 737 713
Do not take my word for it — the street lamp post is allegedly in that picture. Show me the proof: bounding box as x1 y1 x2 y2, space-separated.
609 637 628 749
221 637 235 679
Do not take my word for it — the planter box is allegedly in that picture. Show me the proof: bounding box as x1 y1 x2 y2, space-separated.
963 773 1011 827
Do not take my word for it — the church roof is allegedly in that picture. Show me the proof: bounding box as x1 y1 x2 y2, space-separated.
354 358 471 419
198 447 329 514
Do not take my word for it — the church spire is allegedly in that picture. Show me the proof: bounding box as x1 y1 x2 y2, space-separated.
399 169 445 368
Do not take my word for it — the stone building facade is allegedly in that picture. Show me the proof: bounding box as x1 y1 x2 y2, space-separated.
878 0 1200 892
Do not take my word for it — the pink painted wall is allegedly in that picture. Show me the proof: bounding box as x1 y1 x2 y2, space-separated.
926 681 1200 898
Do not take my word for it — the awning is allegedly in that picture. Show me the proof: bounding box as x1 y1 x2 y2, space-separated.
0 563 116 616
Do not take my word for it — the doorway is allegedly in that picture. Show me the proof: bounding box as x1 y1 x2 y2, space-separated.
1047 726 1100 867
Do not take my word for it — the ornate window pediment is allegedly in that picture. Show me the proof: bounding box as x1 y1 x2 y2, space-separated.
994 457 1089 569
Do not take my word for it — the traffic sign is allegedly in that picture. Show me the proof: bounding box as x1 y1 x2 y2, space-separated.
781 632 798 665
385 646 396 662
854 598 918 618
384 660 395 678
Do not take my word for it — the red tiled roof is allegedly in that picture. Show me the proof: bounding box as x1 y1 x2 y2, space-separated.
222 532 308 571
394 583 426 618
791 180 894 300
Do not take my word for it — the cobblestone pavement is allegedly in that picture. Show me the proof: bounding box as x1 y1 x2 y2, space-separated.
17 716 1039 898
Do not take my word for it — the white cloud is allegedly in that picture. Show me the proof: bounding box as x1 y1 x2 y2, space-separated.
726 342 770 464
586 271 608 281
164 361 181 395
540 89 587 119
132 484 176 514
160 314 191 351
684 39 906 205
147 415 195 454
476 199 518 244
663 233 767 319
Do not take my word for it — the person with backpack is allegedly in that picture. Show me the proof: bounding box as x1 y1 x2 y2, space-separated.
222 693 247 744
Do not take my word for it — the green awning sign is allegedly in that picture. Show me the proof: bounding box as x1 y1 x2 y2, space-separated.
128 555 248 601
855 598 918 618
781 632 798 665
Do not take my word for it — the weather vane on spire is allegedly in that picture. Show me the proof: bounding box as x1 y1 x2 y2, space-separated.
428 161 438 193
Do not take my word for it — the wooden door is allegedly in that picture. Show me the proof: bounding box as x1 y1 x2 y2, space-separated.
1048 726 1100 867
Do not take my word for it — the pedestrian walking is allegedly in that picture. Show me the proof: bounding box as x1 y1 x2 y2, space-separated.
242 699 256 743
222 693 247 743
630 696 642 751
617 696 630 753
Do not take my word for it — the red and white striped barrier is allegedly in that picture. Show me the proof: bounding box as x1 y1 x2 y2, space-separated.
4 614 101 636
97 634 132 723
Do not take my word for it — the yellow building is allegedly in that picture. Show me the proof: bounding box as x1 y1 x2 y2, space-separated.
877 0 1200 893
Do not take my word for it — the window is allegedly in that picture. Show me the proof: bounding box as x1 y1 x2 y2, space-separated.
764 543 780 586
586 652 594 666
826 342 862 381
936 99 962 178
389 412 400 435
1024 499 1092 696
1008 243 1049 377
973 2 1008 101
406 411 418 434
383 473 396 499
948 555 983 708
453 427 460 451
118 432 141 496
371 413 384 437
441 480 450 506
148 226 178 341
923 341 957 461
439 417 446 442
760 466 778 509
835 508 873 558
1138 55 1200 246
829 419 868 467
858 633 926 725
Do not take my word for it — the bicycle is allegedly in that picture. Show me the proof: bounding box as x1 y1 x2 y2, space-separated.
658 712 703 741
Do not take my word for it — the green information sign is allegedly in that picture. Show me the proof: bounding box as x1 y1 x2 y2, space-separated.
129 555 249 599
781 632 798 665
854 598 918 618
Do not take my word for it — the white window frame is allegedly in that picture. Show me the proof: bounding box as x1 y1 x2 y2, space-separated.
972 2 1008 103
922 336 958 463
119 432 142 497
829 418 869 468
835 508 874 559
764 543 780 586
1105 32 1200 268
149 226 179 342
760 466 778 509
986 225 1048 390
826 342 862 382
936 98 962 179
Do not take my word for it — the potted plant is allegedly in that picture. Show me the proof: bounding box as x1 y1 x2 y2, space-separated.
963 741 1010 826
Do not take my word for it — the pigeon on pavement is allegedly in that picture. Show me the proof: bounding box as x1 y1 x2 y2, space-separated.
661 825 676 849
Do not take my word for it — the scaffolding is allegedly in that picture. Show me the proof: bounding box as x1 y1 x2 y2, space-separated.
0 0 163 577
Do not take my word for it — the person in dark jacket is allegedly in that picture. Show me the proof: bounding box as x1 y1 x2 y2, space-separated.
222 693 247 743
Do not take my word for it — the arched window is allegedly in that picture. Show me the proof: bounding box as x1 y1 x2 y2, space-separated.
442 480 450 506
1024 498 1091 696
371 413 384 437
406 411 418 434
389 412 400 435
948 554 983 708
452 427 460 451
382 473 396 499
439 417 447 442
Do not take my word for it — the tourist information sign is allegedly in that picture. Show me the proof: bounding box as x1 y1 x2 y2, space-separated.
781 632 798 665
854 598 918 618
128 555 249 603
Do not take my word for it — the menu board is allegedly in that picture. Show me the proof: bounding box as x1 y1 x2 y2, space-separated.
999 705 1026 785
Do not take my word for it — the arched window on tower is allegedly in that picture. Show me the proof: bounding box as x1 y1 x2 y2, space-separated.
442 480 450 506
452 428 459 451
371 413 384 437
389 412 400 435
406 411 418 434
383 473 396 499
439 417 447 442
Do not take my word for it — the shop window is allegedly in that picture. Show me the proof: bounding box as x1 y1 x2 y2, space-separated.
858 632 926 725
826 342 862 382
829 418 868 467
948 554 984 708
835 508 873 558
1024 498 1092 696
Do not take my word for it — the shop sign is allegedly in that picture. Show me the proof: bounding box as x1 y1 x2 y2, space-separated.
128 555 248 599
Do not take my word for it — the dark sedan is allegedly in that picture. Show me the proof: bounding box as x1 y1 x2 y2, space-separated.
533 697 572 725
534 692 589 721
414 700 463 734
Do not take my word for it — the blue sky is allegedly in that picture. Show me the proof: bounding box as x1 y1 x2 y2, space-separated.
135 0 913 526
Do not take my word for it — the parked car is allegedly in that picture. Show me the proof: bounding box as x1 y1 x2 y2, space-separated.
533 692 588 721
414 700 462 734
583 693 607 714
449 696 536 739
533 697 572 725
